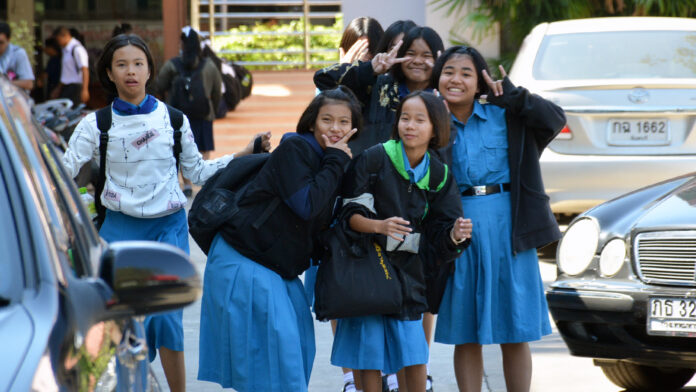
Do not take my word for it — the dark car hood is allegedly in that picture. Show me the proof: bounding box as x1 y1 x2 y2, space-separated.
585 173 696 239
633 178 696 230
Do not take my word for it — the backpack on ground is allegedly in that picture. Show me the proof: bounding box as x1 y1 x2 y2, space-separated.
169 57 210 120
188 150 279 255
93 104 184 228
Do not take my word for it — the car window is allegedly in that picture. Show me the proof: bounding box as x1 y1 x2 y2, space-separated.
533 31 696 80
0 145 24 302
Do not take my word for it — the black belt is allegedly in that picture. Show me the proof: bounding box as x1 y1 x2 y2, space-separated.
461 183 510 196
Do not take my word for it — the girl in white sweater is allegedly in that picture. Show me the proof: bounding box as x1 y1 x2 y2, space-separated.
61 33 267 392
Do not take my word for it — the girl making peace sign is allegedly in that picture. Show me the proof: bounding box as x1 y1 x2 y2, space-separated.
432 46 566 392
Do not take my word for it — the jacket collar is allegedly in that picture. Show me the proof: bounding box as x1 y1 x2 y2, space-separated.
382 140 432 190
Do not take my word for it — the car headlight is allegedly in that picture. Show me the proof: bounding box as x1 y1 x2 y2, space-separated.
599 238 627 277
558 218 599 276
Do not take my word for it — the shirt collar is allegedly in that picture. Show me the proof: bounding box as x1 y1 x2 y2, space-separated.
398 82 435 100
451 100 488 127
400 140 430 184
112 95 158 116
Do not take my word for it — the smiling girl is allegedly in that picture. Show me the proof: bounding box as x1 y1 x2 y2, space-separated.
60 34 267 392
197 86 361 392
431 46 566 392
331 91 471 392
314 26 443 155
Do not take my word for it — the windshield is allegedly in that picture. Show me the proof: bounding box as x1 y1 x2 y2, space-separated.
533 31 696 80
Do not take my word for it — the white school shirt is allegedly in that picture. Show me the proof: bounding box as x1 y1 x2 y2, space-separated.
62 99 234 218
60 38 89 84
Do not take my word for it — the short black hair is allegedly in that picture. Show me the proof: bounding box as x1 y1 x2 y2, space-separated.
296 85 363 141
0 22 11 39
97 34 155 96
112 23 133 38
44 37 61 53
391 90 450 150
431 45 490 99
339 17 384 58
391 26 444 87
52 26 70 38
375 20 417 54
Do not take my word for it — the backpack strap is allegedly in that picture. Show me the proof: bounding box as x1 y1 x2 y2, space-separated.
94 106 112 227
165 104 184 172
427 155 448 193
365 145 385 187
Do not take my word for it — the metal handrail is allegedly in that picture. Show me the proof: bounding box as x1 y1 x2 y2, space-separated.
193 0 341 69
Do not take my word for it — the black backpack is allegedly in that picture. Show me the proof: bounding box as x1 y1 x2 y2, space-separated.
169 57 210 120
93 104 184 228
231 63 253 99
188 148 279 255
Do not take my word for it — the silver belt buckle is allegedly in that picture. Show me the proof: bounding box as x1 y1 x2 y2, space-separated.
473 185 487 196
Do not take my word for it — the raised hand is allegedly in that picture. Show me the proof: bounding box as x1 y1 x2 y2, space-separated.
377 216 412 241
371 40 409 75
482 65 508 97
340 38 370 63
450 217 473 243
322 128 357 158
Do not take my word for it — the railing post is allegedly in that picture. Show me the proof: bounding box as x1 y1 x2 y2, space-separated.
191 0 199 30
209 0 215 45
303 0 310 69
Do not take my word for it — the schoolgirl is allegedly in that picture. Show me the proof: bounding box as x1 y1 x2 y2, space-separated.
314 25 443 155
338 16 384 64
431 46 566 392
197 86 361 392
60 34 265 392
332 91 472 392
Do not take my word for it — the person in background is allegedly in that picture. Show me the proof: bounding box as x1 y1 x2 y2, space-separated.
155 26 222 197
43 37 62 97
112 23 133 38
338 16 384 64
51 26 89 107
432 45 566 392
0 22 35 91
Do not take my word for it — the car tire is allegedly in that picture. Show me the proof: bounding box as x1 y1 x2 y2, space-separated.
598 360 695 391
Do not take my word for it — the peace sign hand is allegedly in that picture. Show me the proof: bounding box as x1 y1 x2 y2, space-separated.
322 128 357 158
371 40 409 75
481 65 508 98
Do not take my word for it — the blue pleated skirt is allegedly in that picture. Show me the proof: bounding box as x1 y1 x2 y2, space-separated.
99 209 187 361
198 234 315 391
331 315 428 374
434 192 551 345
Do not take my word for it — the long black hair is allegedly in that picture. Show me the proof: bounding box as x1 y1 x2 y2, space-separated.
97 34 155 97
296 85 363 140
181 29 202 70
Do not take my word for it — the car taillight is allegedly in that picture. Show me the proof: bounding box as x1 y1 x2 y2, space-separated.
556 124 572 140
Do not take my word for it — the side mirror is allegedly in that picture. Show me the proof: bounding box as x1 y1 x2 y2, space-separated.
99 241 201 317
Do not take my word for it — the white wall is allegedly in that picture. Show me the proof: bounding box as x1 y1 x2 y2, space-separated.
341 0 500 58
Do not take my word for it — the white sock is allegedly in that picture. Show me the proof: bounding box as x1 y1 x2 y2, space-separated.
426 375 432 390
387 373 398 390
343 371 355 389
426 362 431 375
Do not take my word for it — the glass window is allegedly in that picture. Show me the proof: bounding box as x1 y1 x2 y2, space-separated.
533 31 696 80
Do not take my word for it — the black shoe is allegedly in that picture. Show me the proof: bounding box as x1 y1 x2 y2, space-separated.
381 375 389 392
342 381 355 392
426 374 434 392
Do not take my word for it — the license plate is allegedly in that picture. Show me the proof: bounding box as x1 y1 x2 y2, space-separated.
607 119 670 146
647 297 696 337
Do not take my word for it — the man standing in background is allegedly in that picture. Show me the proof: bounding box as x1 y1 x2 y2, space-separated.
51 26 89 107
0 22 35 91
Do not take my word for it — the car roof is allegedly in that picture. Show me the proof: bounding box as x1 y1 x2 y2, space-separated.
544 17 696 34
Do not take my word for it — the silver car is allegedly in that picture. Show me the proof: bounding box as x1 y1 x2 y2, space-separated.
509 17 696 218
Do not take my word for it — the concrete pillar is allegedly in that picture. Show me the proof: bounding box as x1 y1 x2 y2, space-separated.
162 0 187 61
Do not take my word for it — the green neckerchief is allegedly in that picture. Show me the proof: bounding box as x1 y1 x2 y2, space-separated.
382 140 448 192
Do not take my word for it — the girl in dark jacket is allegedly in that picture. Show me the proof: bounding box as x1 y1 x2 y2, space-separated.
314 25 443 155
197 86 360 392
431 46 566 392
331 91 472 392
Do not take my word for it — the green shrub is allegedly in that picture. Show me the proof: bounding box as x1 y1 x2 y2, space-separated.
215 16 342 70
8 21 36 67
